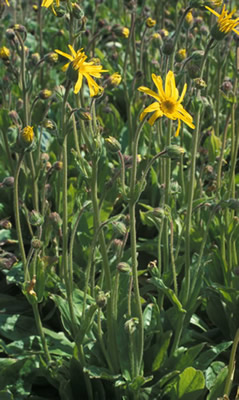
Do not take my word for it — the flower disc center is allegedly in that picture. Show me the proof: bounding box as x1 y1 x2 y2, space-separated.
161 99 176 114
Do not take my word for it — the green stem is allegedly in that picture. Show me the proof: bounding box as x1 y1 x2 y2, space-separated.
13 153 29 280
32 302 51 363
129 119 146 376
61 83 78 337
183 110 200 305
224 328 239 397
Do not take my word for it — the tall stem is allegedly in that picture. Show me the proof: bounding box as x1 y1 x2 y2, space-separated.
129 119 146 376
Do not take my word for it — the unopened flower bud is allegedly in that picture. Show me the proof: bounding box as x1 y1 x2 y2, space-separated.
0 46 10 60
147 260 158 276
0 219 12 229
165 145 185 159
159 29 169 38
112 221 127 236
117 262 131 273
29 210 44 226
72 2 84 19
105 136 121 153
32 4 38 12
194 77 207 89
6 28 15 40
52 161 63 171
0 176 14 188
125 317 139 334
162 38 174 55
48 212 62 229
16 98 23 110
113 25 130 38
46 162 52 171
39 89 53 100
43 119 56 130
20 125 34 145
77 108 92 121
96 290 108 308
221 78 233 92
13 24 27 34
8 110 20 125
31 52 41 65
27 276 37 297
176 48 187 62
45 52 58 64
31 238 43 249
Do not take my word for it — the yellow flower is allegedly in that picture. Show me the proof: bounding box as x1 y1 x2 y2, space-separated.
55 45 107 96
0 46 10 60
21 126 34 143
185 11 194 25
138 71 195 137
41 0 59 7
122 27 129 38
109 72 122 86
176 48 187 61
5 0 10 5
146 17 156 28
205 5 239 37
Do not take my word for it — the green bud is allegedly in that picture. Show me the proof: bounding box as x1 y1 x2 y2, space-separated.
0 176 14 188
0 219 12 229
164 145 185 160
194 77 207 89
125 318 139 334
77 108 92 121
162 39 174 55
117 262 131 273
96 290 108 308
72 2 84 19
29 210 44 226
105 136 121 153
112 221 127 237
31 238 43 249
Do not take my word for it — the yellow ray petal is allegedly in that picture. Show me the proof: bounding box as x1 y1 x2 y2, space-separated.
138 86 161 102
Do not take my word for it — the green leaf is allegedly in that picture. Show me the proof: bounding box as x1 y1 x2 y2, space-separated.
204 129 221 162
194 341 232 370
44 328 74 356
205 361 226 390
83 365 121 381
149 277 186 313
206 365 228 400
0 314 37 341
152 331 172 371
169 367 205 400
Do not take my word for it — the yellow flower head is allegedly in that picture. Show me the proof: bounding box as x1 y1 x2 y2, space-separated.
138 71 195 137
122 27 129 38
55 45 107 96
41 0 60 7
21 126 34 143
146 17 156 28
0 46 10 60
185 11 194 25
205 5 239 37
177 48 187 61
109 72 122 86
5 0 10 5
